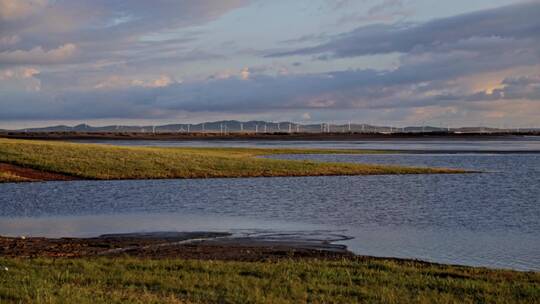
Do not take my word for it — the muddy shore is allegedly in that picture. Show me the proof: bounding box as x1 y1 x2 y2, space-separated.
0 232 355 261
0 163 78 182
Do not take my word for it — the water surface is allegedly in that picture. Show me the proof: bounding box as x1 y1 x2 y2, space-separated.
1 151 538 271
72 137 540 152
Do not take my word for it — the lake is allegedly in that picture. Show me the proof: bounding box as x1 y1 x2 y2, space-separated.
72 137 540 151
1 139 539 271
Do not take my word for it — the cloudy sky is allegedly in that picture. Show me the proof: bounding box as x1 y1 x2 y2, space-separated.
1 0 539 128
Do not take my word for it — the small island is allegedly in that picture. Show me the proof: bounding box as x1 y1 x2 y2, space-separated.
0 138 466 182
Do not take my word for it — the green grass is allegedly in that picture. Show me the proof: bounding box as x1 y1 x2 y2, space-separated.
0 138 466 181
0 257 537 303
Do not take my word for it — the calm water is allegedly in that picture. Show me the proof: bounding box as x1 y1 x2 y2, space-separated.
72 137 540 151
1 141 539 271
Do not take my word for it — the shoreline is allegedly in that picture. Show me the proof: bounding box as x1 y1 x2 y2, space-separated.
0 232 536 273
0 232 353 261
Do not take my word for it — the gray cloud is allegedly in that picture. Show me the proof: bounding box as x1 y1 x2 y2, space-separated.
3 64 539 121
336 0 413 25
466 75 540 101
1 1 539 126
268 2 540 58
0 0 249 66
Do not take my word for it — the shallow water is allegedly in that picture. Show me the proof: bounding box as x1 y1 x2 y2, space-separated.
1 149 539 271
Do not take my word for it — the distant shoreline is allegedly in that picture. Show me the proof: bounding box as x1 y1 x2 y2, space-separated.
1 131 539 141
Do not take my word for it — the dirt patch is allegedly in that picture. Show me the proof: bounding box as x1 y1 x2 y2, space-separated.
0 163 78 182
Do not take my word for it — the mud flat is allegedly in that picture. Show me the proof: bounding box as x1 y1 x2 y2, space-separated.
0 231 353 261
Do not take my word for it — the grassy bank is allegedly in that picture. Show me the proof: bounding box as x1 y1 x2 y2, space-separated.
0 257 537 303
0 138 465 182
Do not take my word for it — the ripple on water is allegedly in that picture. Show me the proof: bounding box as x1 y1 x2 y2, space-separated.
0 153 539 271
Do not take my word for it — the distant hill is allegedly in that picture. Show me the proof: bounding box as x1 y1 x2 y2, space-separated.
3 120 537 134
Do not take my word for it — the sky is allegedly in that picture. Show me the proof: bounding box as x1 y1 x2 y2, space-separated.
0 0 539 129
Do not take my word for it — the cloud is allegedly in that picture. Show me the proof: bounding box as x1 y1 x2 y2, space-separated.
93 74 177 89
0 67 39 80
0 66 41 91
0 1 249 67
1 1 539 127
337 0 413 25
3 63 537 120
0 0 48 21
1 64 539 127
240 67 250 80
0 34 20 46
21 67 39 78
268 2 540 58
0 43 77 65
465 75 540 101
149 75 174 88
